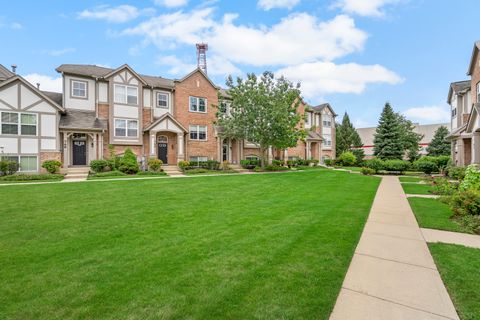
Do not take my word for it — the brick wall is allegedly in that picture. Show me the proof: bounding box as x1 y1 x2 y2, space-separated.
39 151 62 173
174 71 219 161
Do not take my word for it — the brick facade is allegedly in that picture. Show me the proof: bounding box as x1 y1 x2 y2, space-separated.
39 151 62 173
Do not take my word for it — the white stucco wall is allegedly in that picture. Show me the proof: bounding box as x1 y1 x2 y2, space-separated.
64 75 95 111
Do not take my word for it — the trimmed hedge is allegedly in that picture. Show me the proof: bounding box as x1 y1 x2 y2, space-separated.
0 174 64 181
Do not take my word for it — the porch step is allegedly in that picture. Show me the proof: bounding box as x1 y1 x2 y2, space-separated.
63 167 90 181
230 165 249 173
67 167 90 174
162 165 184 176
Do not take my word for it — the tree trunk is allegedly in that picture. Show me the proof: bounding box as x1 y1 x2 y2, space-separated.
260 146 266 168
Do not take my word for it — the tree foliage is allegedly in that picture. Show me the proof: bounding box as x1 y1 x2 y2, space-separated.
396 113 423 161
373 103 405 160
336 112 365 163
427 125 450 156
217 72 305 167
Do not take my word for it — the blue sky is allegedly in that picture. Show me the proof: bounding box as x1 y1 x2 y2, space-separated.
0 0 478 127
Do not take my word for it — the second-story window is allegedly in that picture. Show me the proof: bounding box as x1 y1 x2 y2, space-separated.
114 85 138 105
305 113 310 125
323 117 331 127
189 96 207 113
157 93 169 109
323 134 332 147
71 80 87 98
1 112 37 135
114 119 138 138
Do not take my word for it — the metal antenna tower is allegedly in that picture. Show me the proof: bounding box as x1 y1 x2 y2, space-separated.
196 43 208 74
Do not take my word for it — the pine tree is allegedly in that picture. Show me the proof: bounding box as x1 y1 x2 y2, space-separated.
396 113 423 161
336 112 365 162
427 126 450 156
373 103 404 160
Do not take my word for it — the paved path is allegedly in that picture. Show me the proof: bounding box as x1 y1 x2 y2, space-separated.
421 228 480 249
330 176 459 320
406 194 440 199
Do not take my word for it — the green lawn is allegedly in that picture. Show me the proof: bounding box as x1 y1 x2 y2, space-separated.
0 170 380 319
402 183 433 194
429 244 480 320
399 176 422 183
408 198 463 233
338 166 362 172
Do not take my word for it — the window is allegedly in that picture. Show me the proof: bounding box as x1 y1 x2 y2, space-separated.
0 155 37 172
1 112 18 134
246 155 259 161
190 156 208 163
322 116 331 127
21 114 37 135
71 80 87 98
305 113 310 125
323 134 332 147
452 108 457 117
114 119 138 137
1 112 36 135
189 125 207 140
114 85 138 105
157 93 169 108
189 96 207 113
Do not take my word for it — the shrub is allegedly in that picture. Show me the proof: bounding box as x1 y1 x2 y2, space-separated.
0 160 19 176
0 173 64 181
383 159 410 173
414 160 438 174
147 158 163 172
221 161 231 171
338 152 356 166
264 165 289 171
185 168 208 174
460 165 480 191
432 178 458 196
457 215 480 234
364 158 384 173
445 166 466 180
449 189 480 216
351 149 365 165
136 171 166 176
91 170 126 178
178 160 190 170
435 156 451 171
324 159 332 166
361 167 375 175
272 159 283 166
90 159 109 173
202 160 220 170
107 144 120 170
240 159 259 169
42 160 62 174
118 148 139 174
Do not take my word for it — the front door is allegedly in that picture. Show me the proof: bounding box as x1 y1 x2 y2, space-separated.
72 140 87 165
158 142 168 164
222 143 229 162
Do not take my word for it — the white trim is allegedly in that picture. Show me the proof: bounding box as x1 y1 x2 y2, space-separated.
189 96 207 113
71 80 88 99
156 92 170 109
114 84 138 105
189 124 207 141
114 118 139 138
0 111 38 136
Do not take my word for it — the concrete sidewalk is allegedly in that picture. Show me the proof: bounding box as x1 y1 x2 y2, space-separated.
422 228 480 249
330 176 459 320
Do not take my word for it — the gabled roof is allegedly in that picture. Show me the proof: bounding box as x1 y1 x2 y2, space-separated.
175 67 219 89
56 64 175 89
447 123 467 139
467 41 480 76
447 80 471 103
59 110 107 131
41 91 63 106
0 64 14 81
307 131 323 141
311 103 337 116
143 113 188 133
466 103 480 133
102 64 148 86
0 75 65 112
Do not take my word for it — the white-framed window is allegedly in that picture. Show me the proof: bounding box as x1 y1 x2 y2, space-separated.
114 119 138 138
1 112 37 136
189 96 207 113
189 125 207 141
322 116 331 127
305 113 310 125
114 84 138 105
71 80 87 98
156 92 169 109
1 155 37 172
189 156 208 162
245 155 259 161
323 134 332 147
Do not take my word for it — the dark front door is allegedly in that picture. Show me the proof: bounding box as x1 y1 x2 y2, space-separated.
222 143 228 162
72 140 87 165
158 142 168 164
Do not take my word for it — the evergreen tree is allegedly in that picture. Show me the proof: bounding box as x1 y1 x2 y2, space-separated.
373 103 404 160
427 126 450 156
396 114 423 161
336 112 365 163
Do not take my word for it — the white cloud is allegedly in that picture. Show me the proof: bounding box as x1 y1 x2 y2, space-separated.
154 0 188 8
402 105 450 124
23 74 62 92
156 55 196 75
123 11 367 66
78 5 145 23
276 61 403 98
10 22 23 29
258 0 301 10
42 48 76 57
333 0 401 17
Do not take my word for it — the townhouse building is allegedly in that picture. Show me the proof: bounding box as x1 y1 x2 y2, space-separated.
447 41 480 165
0 63 336 173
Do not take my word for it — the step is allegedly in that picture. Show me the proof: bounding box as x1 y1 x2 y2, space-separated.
65 173 89 178
67 168 90 173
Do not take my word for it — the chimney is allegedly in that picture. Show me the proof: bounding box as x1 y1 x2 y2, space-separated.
11 64 17 74
36 83 40 89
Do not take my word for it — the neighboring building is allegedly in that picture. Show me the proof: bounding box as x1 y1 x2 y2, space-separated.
447 41 480 165
0 63 336 173
357 123 449 159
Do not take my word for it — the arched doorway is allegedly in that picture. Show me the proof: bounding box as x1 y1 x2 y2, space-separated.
157 135 168 164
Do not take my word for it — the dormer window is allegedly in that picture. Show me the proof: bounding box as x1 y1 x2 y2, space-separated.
71 80 87 99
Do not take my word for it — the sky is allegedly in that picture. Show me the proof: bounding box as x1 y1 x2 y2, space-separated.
0 0 478 127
